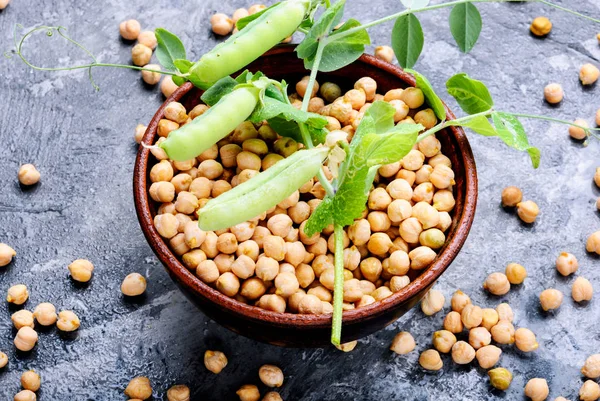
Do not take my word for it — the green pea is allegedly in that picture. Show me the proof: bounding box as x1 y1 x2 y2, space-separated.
189 0 309 85
198 147 329 231
160 87 260 161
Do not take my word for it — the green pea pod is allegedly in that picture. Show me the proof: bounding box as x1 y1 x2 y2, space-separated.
198 147 330 231
160 86 260 161
189 0 309 85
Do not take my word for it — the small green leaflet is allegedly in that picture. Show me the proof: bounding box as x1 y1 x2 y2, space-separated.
401 0 430 8
296 0 345 65
249 97 328 129
391 14 424 68
304 197 333 236
201 77 238 106
362 124 423 166
447 115 496 136
491 112 540 168
155 28 186 72
446 73 494 114
308 19 370 72
449 2 482 53
405 68 446 120
172 59 193 86
236 3 281 30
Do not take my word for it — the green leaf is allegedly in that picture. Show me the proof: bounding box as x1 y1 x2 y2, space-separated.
446 73 494 114
363 124 423 166
365 101 396 135
296 0 346 63
405 69 446 120
249 97 328 129
236 3 281 30
401 0 430 8
304 197 334 237
155 28 186 72
173 59 193 74
449 2 482 53
491 112 540 168
200 76 238 106
448 115 496 136
391 14 424 68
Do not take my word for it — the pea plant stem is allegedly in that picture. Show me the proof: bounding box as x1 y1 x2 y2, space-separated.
416 109 493 142
331 223 345 346
324 0 600 44
298 123 336 198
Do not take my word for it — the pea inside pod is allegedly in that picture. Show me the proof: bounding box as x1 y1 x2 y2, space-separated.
189 0 309 85
198 147 330 231
160 86 260 161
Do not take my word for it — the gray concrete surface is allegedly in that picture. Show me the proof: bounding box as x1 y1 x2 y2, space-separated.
1 0 599 399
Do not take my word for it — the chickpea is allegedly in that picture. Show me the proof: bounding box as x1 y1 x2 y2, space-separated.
401 149 425 171
516 200 540 223
204 350 228 374
421 289 445 316
538 288 563 311
580 63 600 85
161 76 179 97
120 273 146 296
414 108 437 129
149 181 175 203
231 255 255 280
20 370 40 392
461 304 483 329
154 213 179 239
188 104 209 120
275 271 300 297
216 272 240 297
437 211 452 232
344 89 366 110
158 202 176 215
368 187 392 211
374 46 394 63
383 88 404 102
543 83 563 104
211 14 233 36
432 330 457 353
167 385 190 401
348 219 371 246
399 87 425 109
7 284 29 305
412 202 440 229
125 377 152 400
443 311 463 334
367 232 392 256
237 384 260 401
389 331 416 355
428 154 452 168
119 19 141 40
409 246 437 270
475 344 501 369
399 217 422 244
150 159 174 182
264 235 287 261
587 231 600 255
194 260 218 283
428 165 454 190
14 327 38 352
496 303 514 322
514 327 538 352
296 293 322 314
389 275 410 293
263 392 283 401
524 378 549 401
412 182 434 204
252 257 278 282
483 272 511 295
356 294 376 307
488 367 513 391
387 199 412 224
481 308 499 331
582 354 600 379
296 76 319 98
329 101 354 126
18 164 40 185
258 365 284 388
491 320 515 344
450 290 471 313
132 43 152 67
580 380 600 401
572 276 593 302
358 257 381 282
11 310 34 330
419 349 443 371
469 327 491 349
197 160 223 180
389 99 410 122
0 243 16 266
14 390 36 401
569 119 589 140
372 286 393 301
257 294 286 313
419 229 445 249
354 77 377 101
503 262 527 285
56 310 80 332
451 340 476 364
368 211 391 232
530 16 552 36
379 162 401 178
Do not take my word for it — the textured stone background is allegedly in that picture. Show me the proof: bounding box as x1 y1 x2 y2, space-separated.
1 0 600 400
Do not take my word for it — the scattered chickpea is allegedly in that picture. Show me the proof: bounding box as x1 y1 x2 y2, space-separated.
580 380 600 401
524 378 549 401
432 330 457 353
125 377 152 400
18 164 41 186
517 201 539 223
232 8 249 23
419 349 443 371
481 308 499 331
483 272 510 295
137 30 157 49
514 328 538 352
505 263 527 285
237 384 260 401
167 384 190 401
132 44 152 67
443 311 463 333
11 310 34 330
496 303 514 322
0 351 6 368
501 186 523 208
121 273 147 296
21 370 41 392
0 243 16 266
68 259 94 283
587 231 600 255
0 0 9 9
204 350 228 374
374 46 394 63
451 290 471 313
469 327 491 349
56 310 80 332
211 13 234 36
572 276 593 302
555 252 578 276
421 289 445 316
161 76 179 97
569 119 589 140
7 284 28 305
530 17 552 36
217 272 241 297
488 367 513 391
14 327 38 352
451 341 476 364
582 354 600 379
335 341 358 352
580 64 600 86
461 304 482 329
543 83 564 104
539 288 563 311
14 390 36 401
491 320 515 344
476 345 502 369
259 364 284 387
33 303 57 326
390 331 416 355
119 19 141 40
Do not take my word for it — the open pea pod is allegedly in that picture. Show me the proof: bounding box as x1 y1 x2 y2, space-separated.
198 147 330 231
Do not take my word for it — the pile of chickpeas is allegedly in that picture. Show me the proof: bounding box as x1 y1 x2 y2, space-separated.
147 75 457 316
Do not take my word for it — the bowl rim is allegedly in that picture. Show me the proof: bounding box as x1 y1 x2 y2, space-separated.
133 47 478 329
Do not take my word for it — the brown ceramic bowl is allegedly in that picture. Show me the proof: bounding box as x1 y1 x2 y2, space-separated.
133 46 477 347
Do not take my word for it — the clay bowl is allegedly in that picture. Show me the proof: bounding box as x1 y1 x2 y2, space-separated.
133 45 478 347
